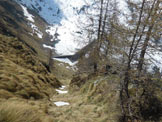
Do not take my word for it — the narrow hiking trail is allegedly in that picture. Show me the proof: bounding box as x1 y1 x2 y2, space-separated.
48 79 104 122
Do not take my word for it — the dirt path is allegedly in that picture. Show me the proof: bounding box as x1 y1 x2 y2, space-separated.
48 79 102 122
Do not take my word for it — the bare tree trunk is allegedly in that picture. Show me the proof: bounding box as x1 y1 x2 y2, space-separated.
120 0 146 120
130 0 157 62
97 0 104 42
97 0 104 54
93 0 104 73
101 0 109 41
128 0 146 64
137 0 160 74
137 26 153 74
121 0 146 100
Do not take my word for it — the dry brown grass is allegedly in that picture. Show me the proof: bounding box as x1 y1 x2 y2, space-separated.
0 101 54 122
68 73 122 122
0 33 62 122
52 60 75 81
0 34 61 100
44 73 122 122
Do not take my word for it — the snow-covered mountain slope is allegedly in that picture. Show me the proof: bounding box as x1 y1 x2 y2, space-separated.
14 0 129 55
14 0 93 55
14 0 63 24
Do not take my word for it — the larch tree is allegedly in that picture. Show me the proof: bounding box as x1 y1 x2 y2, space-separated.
119 0 162 121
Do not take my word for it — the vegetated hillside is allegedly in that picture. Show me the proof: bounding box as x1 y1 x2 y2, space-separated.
0 34 61 99
0 0 61 100
0 1 62 121
0 0 52 63
0 34 61 121
52 60 76 80
70 70 162 122
69 72 121 121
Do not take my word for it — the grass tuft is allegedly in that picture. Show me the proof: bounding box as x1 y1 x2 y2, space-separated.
0 101 45 122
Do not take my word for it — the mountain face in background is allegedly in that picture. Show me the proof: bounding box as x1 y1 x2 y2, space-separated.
0 0 52 63
12 0 130 55
7 0 162 71
14 0 93 55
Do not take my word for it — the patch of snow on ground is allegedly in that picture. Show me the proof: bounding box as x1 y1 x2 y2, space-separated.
72 66 78 71
20 4 34 22
54 101 70 106
59 85 66 90
53 58 78 66
43 44 55 50
56 89 68 94
28 32 33 36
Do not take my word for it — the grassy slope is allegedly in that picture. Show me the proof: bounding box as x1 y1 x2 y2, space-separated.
0 1 64 121
0 34 61 121
70 73 121 122
0 101 53 122
69 72 162 122
0 34 61 99
52 60 76 81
